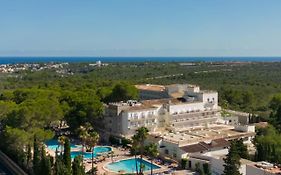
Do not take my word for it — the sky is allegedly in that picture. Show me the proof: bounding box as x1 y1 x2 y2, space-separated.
1 0 281 57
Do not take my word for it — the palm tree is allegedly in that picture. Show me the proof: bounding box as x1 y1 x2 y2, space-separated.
78 125 89 159
84 122 93 132
132 134 141 174
134 127 149 174
87 166 98 175
86 131 100 175
110 151 115 162
58 135 66 154
145 144 159 175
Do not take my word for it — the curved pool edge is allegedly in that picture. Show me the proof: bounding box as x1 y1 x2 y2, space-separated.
103 157 134 174
103 157 162 174
45 144 113 160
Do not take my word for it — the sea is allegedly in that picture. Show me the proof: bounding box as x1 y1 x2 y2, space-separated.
0 57 281 64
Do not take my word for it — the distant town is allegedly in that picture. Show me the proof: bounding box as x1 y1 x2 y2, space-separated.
0 60 109 75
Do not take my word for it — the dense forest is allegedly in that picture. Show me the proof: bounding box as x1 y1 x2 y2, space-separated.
0 61 281 174
2 62 281 113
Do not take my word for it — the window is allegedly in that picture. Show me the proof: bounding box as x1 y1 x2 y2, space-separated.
165 149 169 155
188 161 191 168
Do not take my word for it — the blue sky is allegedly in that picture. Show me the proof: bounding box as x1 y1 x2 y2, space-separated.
1 0 281 56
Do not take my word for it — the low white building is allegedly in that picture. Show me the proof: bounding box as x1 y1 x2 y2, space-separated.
148 124 255 162
180 148 281 175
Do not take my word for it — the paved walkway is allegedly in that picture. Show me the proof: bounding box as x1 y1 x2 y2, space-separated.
46 145 171 175
88 147 169 175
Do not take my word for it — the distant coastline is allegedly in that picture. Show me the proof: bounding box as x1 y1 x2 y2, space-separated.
0 56 281 64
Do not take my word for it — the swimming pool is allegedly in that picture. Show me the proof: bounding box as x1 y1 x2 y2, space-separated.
45 139 112 159
45 139 81 151
70 146 112 159
106 158 160 173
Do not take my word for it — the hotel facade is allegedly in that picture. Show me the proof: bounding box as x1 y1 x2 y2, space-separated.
100 84 256 174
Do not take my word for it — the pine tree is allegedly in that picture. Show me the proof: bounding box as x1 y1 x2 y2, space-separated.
40 146 51 175
72 155 85 175
26 144 32 170
195 162 204 175
235 139 249 159
255 144 266 161
45 156 52 175
223 141 242 175
269 144 275 162
33 136 41 175
203 163 211 175
63 137 72 175
54 154 67 175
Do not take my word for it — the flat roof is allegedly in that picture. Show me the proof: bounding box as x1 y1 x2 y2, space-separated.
109 98 202 112
180 138 230 153
156 124 255 146
135 84 166 92
141 98 201 106
122 104 158 112
141 98 180 105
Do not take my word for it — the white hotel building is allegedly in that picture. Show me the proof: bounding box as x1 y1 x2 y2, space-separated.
100 84 261 175
103 84 220 138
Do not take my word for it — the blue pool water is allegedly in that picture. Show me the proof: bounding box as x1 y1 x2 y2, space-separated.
106 158 160 173
70 147 112 159
45 139 80 151
45 139 112 159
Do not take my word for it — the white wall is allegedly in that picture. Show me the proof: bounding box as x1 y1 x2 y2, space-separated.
210 157 247 175
127 109 158 120
202 92 218 109
120 107 161 136
159 139 181 160
223 116 239 125
234 125 255 133
169 102 204 114
187 86 200 93
121 112 129 135
188 157 209 170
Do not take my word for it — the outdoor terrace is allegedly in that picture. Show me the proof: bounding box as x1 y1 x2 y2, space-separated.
156 124 255 147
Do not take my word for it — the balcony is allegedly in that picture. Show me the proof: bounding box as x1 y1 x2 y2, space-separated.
128 114 157 121
172 118 218 128
171 110 218 121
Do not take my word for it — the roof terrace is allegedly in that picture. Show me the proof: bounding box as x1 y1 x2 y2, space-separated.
135 84 166 92
154 124 255 146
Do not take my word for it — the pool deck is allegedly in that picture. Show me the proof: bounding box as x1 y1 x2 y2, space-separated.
94 147 168 175
102 157 168 175
46 145 170 174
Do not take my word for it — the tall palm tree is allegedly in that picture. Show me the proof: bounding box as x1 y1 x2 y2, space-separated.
145 143 159 175
132 134 141 175
58 135 66 154
86 131 100 175
84 122 93 130
134 127 149 174
78 125 89 159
